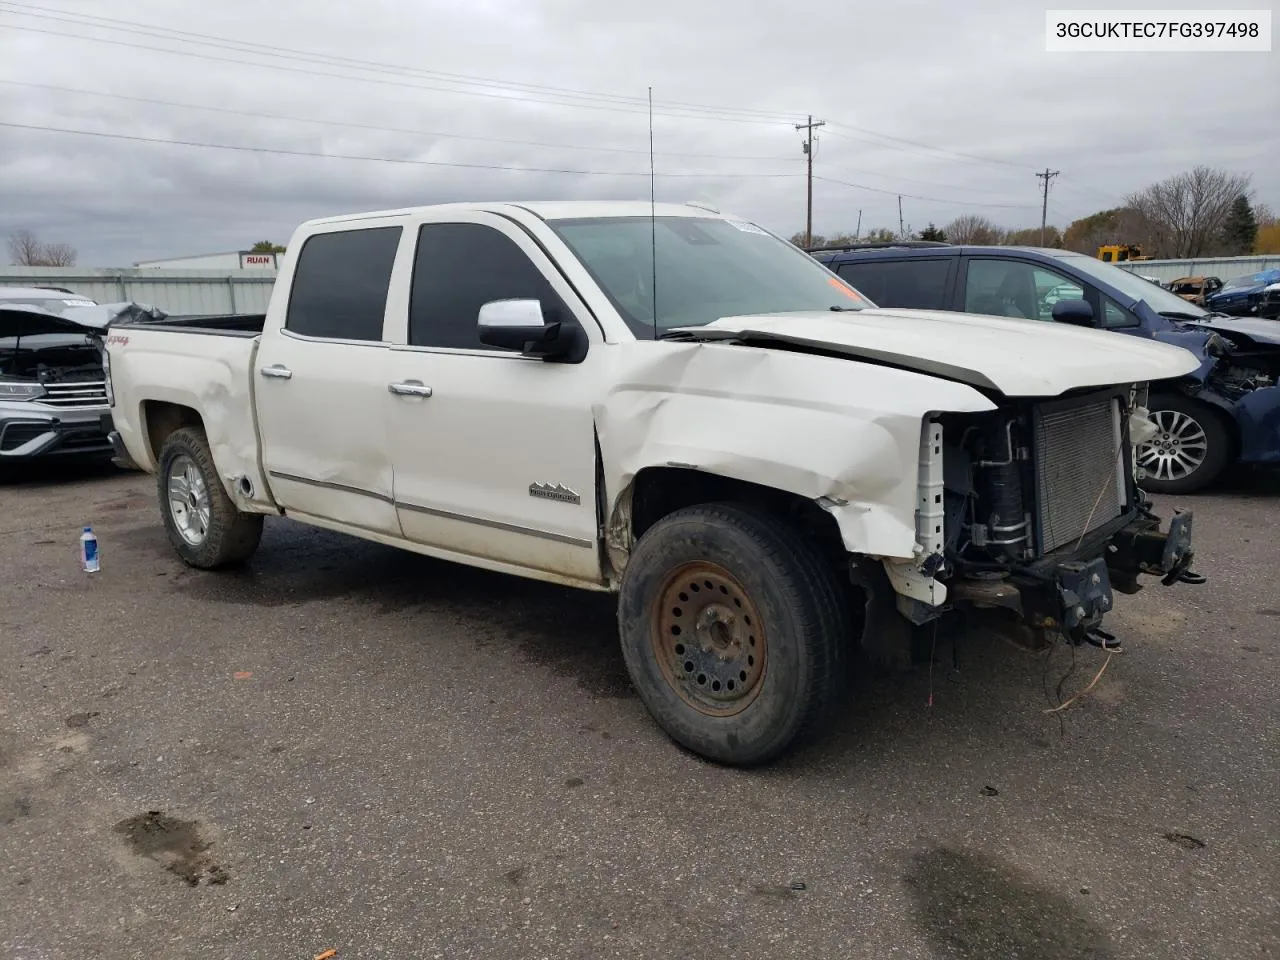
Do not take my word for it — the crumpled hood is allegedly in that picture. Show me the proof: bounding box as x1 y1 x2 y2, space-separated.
1190 315 1280 348
1 301 167 338
674 308 1202 396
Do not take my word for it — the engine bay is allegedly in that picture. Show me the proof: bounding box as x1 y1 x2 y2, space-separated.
0 333 105 384
935 386 1136 575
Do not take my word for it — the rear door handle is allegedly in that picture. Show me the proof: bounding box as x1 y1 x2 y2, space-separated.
259 364 293 379
388 380 433 398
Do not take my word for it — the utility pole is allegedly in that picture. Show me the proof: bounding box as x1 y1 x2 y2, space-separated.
1036 168 1060 246
898 196 905 239
855 209 862 241
795 115 825 248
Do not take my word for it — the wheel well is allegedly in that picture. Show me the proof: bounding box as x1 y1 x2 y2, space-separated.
626 466 893 664
142 401 204 462
630 467 847 566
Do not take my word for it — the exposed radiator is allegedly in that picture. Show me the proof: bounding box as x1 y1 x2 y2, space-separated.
1034 395 1126 554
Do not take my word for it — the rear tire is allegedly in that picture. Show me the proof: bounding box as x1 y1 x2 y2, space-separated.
157 426 263 569
617 503 850 766
1136 394 1231 495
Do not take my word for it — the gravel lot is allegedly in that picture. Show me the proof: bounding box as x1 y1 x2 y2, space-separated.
2 460 1277 959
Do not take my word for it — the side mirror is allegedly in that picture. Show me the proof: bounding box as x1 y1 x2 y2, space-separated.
1051 298 1095 327
477 298 587 362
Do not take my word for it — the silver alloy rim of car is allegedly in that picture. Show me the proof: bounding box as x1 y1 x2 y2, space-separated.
167 454 212 545
1138 409 1208 482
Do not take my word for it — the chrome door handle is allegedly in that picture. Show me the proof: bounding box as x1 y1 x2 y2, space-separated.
259 364 293 379
388 380 433 398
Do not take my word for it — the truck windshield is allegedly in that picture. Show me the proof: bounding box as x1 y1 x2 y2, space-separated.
548 216 873 338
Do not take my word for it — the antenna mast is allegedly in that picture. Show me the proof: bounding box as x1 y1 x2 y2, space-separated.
648 86 658 339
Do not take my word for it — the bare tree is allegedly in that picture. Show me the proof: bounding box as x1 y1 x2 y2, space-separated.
789 232 826 249
1124 166 1252 258
941 215 1002 244
861 228 898 243
6 229 78 266
1003 226 1063 248
39 242 77 267
7 229 42 265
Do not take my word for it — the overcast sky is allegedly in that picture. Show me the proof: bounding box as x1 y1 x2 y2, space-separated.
1 0 1276 265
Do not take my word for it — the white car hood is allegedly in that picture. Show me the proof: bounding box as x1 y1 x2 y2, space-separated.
675 308 1202 396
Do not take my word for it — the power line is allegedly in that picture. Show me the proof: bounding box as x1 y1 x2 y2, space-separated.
813 174 1039 209
822 123 1039 172
0 0 803 122
0 7 798 126
3 118 1055 214
1055 176 1128 208
819 160 1026 196
0 118 811 179
4 80 1036 198
0 22 790 126
0 80 795 163
0 2 1061 201
0 0 1066 176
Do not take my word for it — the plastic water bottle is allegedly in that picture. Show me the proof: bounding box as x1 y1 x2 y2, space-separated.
80 526 100 573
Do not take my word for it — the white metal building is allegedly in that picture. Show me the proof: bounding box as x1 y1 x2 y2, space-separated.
0 266 276 314
134 250 283 270
1114 254 1280 284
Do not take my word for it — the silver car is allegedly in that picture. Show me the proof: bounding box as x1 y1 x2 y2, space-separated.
1 287 113 463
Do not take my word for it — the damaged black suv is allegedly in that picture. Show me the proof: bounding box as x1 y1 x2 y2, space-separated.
811 243 1280 494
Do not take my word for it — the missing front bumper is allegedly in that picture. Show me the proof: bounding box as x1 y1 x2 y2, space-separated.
949 509 1201 650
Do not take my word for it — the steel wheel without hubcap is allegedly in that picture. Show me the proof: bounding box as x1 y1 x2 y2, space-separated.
652 561 767 717
1138 409 1208 484
166 454 212 546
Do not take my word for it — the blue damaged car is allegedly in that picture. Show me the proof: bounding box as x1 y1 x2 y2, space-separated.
1205 268 1280 319
809 242 1280 494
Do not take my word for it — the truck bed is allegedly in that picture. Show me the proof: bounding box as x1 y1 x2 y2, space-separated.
110 313 267 336
106 316 269 507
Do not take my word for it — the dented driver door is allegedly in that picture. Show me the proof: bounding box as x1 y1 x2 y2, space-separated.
382 211 605 584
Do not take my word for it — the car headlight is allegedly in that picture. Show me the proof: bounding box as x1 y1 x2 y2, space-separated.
0 382 47 401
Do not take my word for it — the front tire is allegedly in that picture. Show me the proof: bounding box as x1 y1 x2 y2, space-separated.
1137 395 1231 495
617 503 850 766
157 426 263 568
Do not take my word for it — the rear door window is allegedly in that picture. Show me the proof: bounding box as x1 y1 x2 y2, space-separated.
963 259 1085 322
285 226 402 341
834 258 952 309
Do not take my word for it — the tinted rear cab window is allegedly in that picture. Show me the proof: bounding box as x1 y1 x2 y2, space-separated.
835 258 952 309
286 226 402 340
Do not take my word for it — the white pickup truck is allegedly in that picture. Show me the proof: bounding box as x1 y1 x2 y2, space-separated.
105 201 1203 764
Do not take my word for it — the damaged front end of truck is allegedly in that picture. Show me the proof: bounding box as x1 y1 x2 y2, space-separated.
599 310 1208 666
893 383 1202 656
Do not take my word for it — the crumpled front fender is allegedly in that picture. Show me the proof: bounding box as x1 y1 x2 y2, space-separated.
594 340 996 565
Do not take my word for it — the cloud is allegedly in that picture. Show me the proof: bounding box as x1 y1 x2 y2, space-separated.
0 0 1275 264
